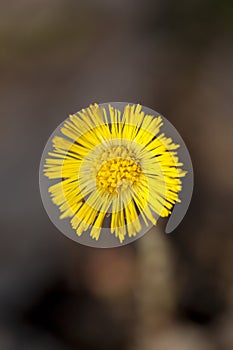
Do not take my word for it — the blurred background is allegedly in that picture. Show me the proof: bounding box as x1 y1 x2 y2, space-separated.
0 0 232 349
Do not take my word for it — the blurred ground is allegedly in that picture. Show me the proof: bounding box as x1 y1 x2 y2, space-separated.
0 0 232 349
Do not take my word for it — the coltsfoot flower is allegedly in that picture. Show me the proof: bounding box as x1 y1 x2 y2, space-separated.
42 103 186 244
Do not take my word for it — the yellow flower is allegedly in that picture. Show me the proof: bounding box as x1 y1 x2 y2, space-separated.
44 103 186 243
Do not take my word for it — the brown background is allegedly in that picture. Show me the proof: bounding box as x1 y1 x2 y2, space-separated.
0 1 232 349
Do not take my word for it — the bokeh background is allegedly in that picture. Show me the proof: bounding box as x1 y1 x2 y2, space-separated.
0 0 232 349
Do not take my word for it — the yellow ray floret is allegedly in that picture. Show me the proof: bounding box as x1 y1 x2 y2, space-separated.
44 103 187 243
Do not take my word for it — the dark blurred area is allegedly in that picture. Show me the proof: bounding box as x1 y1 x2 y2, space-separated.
0 0 232 349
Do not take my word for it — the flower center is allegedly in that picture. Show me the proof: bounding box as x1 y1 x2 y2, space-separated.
95 146 141 194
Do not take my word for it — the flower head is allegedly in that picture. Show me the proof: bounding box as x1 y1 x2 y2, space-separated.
44 103 186 243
